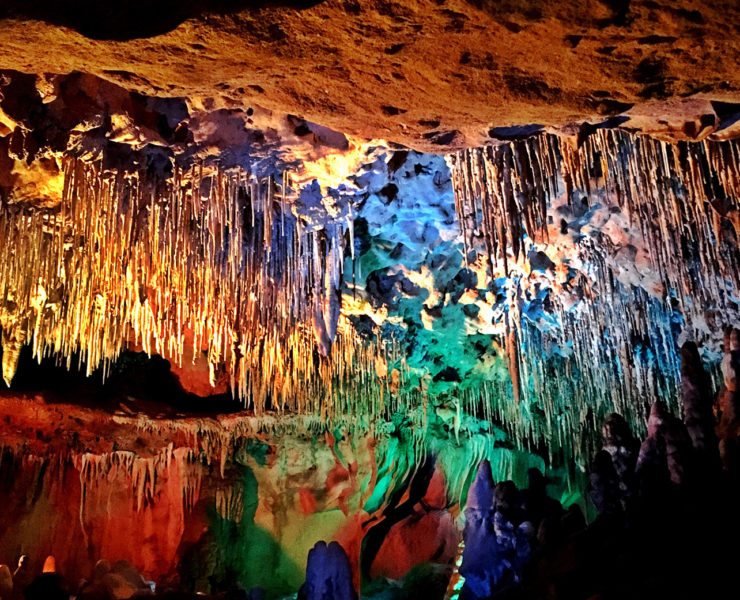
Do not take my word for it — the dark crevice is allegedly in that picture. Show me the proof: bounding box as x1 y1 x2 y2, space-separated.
0 0 326 41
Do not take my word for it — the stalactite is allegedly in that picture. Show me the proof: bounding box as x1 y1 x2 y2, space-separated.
571 130 740 324
459 276 683 469
450 132 740 462
448 137 556 271
0 155 395 416
1 325 25 386
215 485 244 522
72 444 202 515
451 132 740 320
449 129 740 441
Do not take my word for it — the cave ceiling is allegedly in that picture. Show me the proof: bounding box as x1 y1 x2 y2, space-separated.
1 0 739 151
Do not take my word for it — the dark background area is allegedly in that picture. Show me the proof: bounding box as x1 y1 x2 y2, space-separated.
0 0 325 40
0 343 241 415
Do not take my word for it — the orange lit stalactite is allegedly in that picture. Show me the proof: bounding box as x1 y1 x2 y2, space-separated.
0 158 393 416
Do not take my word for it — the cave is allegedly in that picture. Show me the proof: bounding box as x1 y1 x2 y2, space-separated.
0 2 739 599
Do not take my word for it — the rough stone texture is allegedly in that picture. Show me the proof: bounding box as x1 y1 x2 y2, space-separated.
0 391 366 594
1 0 739 151
0 387 529 597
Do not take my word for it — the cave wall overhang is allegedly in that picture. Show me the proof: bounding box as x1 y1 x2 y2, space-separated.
1 0 739 152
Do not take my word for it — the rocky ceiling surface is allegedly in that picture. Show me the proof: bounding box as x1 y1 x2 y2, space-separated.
0 0 739 487
1 0 739 151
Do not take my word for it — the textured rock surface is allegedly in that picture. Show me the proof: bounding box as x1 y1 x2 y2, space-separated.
1 1 739 151
0 381 547 598
0 83 736 471
299 541 357 600
3 344 740 599
1 3 740 599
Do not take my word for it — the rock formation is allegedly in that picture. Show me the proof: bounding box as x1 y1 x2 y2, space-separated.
0 3 739 599
1 1 739 151
298 541 356 600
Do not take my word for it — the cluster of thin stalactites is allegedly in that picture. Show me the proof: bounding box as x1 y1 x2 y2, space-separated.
0 413 531 525
0 158 396 415
0 131 739 471
449 131 739 463
449 131 740 306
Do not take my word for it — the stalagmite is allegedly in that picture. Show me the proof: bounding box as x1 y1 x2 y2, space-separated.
681 342 719 464
298 541 357 600
634 401 694 496
601 413 638 509
717 328 740 470
0 564 12 599
589 450 622 515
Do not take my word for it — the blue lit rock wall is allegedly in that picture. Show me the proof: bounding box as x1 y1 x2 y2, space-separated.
344 145 725 478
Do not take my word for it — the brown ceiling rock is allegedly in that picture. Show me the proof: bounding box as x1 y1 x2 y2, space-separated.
1 0 738 152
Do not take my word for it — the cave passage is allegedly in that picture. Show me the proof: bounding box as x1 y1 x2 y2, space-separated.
1 4 740 599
